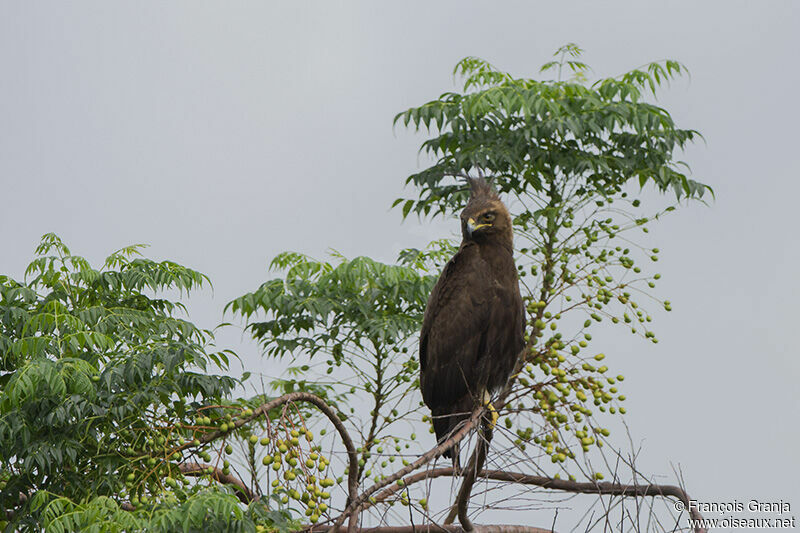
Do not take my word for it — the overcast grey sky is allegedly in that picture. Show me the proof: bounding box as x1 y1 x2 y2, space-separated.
1 1 798 528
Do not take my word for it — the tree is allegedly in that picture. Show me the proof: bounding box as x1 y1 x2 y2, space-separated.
387 43 711 531
0 45 710 532
0 234 285 531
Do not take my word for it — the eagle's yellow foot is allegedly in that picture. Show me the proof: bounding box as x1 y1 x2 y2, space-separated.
481 390 498 429
485 401 498 429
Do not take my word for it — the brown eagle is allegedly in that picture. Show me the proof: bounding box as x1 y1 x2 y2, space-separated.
419 177 525 463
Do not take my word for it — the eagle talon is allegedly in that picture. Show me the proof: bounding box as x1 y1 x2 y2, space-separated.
484 400 498 429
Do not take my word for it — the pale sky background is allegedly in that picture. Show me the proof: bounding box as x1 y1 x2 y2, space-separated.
1 1 798 529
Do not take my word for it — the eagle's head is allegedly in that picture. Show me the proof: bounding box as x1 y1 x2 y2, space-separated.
460 177 513 248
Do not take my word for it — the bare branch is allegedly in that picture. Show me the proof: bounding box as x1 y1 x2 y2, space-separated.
179 462 255 504
366 468 706 533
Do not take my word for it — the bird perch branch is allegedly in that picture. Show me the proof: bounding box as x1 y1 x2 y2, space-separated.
364 467 706 533
326 407 486 533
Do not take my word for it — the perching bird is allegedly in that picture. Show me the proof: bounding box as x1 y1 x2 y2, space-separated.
419 177 525 465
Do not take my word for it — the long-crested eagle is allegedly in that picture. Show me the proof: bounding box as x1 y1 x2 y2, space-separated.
419 177 525 464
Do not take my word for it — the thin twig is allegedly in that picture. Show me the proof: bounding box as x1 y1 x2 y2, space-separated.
179 462 255 504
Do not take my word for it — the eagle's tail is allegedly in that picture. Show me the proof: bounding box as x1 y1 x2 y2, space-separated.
431 396 474 466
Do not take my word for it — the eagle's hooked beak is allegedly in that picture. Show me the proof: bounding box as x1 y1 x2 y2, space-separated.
467 217 490 236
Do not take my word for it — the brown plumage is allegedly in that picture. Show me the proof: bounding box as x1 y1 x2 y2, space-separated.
419 178 525 463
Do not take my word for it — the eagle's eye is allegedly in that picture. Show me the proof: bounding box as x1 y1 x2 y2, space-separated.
481 212 496 223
